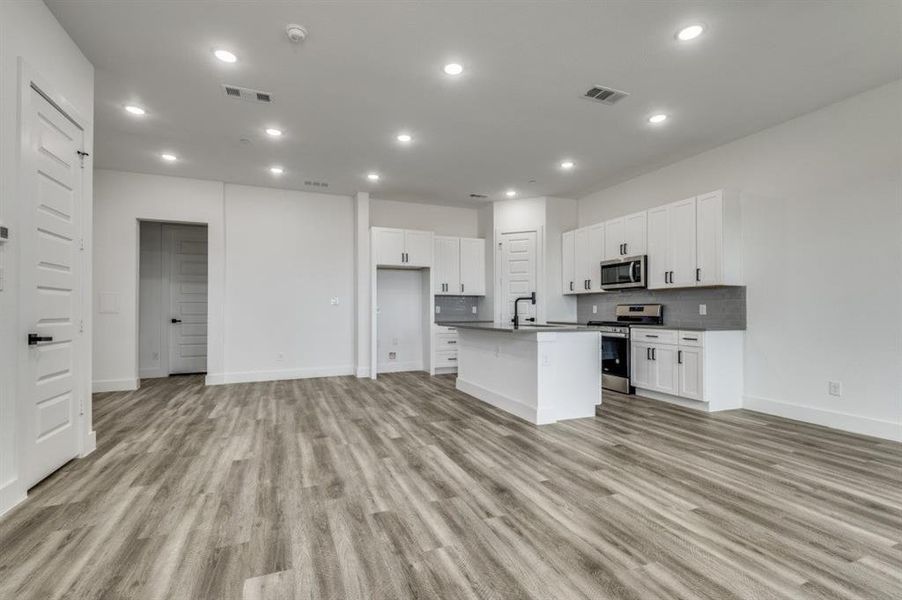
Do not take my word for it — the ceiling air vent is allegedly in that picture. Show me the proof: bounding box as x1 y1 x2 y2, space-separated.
304 180 329 188
582 85 629 105
222 84 273 104
469 193 488 199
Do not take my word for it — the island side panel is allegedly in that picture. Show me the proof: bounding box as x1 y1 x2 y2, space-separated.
535 331 602 424
455 329 540 423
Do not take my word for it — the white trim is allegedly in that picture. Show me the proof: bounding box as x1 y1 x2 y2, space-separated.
79 430 96 458
744 395 902 442
139 368 167 379
635 388 713 412
209 365 356 385
92 378 140 393
355 366 371 378
376 360 424 374
456 377 538 424
0 480 27 519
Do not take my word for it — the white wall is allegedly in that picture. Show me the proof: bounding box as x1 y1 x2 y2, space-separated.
376 269 425 372
93 170 225 391
93 170 358 387
222 184 355 383
371 198 479 237
0 0 94 516
578 80 902 440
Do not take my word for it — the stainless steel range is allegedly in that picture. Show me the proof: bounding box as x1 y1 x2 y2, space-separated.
587 304 663 394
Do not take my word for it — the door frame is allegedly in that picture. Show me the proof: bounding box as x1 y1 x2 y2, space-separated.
15 60 95 495
493 227 545 324
136 220 211 379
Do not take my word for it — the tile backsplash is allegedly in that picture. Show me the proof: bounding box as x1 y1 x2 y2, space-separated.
576 286 746 330
435 295 481 323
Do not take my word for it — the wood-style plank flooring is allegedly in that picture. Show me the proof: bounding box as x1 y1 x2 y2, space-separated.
1 373 900 599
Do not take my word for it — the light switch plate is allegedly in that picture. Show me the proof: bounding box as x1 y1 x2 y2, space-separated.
471 306 477 314
330 297 339 305
828 381 842 396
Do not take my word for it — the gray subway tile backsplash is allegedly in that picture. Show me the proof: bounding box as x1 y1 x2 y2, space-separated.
576 286 746 330
435 295 481 323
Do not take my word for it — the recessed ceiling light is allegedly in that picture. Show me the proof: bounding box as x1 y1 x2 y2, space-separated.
124 105 146 116
269 166 284 175
214 49 237 63
676 24 705 41
265 128 283 137
443 63 463 76
648 113 668 124
367 172 380 182
505 189 517 198
396 133 412 143
160 153 177 162
560 160 575 170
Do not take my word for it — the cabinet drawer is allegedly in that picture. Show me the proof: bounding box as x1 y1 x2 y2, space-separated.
435 350 458 367
631 328 678 345
436 334 459 349
434 325 458 335
677 331 704 347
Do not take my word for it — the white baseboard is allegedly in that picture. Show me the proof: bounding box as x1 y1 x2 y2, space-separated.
635 388 713 412
92 378 139 393
356 366 371 378
456 378 539 424
80 430 96 458
208 365 356 385
376 361 424 374
139 368 166 379
0 479 26 519
744 395 902 442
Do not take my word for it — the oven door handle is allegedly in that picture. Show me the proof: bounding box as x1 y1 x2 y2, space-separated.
629 261 637 283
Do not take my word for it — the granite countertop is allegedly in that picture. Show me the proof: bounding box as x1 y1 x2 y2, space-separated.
546 321 743 332
450 321 594 333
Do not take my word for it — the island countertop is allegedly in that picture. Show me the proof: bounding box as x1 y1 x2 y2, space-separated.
447 321 591 333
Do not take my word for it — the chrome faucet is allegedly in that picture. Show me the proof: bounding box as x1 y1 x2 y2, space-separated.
512 292 536 329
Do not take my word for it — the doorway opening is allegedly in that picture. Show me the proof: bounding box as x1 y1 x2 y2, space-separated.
138 221 209 379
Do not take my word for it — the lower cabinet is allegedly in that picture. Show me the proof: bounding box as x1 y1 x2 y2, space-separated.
630 328 742 411
433 325 459 371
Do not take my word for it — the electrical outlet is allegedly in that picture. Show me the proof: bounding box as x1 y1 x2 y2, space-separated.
699 304 707 316
435 305 441 314
828 381 842 397
330 297 339 305
471 306 477 314
592 305 597 314
389 351 397 360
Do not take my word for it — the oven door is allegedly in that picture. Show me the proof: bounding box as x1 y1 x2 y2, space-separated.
601 333 630 391
600 256 645 290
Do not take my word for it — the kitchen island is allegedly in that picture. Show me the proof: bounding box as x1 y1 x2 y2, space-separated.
452 323 601 425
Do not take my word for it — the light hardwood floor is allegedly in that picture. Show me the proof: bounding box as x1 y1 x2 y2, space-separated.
1 373 900 599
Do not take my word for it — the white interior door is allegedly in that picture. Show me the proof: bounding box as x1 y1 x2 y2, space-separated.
166 224 208 374
20 86 83 488
499 231 537 324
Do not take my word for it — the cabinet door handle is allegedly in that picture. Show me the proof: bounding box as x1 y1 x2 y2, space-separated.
652 347 656 361
569 281 574 291
646 334 658 338
696 268 701 282
678 350 682 364
461 283 464 293
624 243 628 256
664 271 669 284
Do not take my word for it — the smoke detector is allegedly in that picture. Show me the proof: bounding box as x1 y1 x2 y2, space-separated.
286 24 308 43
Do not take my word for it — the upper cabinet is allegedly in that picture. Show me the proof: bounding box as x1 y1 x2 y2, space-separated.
563 189 741 294
604 211 647 259
372 227 434 267
563 224 604 294
648 190 741 289
434 236 486 296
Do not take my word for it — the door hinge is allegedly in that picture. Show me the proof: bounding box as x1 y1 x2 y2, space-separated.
76 150 90 168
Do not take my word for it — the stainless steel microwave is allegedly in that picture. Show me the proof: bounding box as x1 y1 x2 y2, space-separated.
600 255 646 290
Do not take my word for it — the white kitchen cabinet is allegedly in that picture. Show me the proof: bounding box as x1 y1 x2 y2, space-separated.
433 236 485 296
459 237 486 295
562 230 575 294
433 236 460 295
647 198 696 289
372 227 434 267
677 346 703 401
586 223 605 292
696 189 742 287
604 211 647 259
630 328 742 412
433 325 459 372
574 227 590 293
404 230 434 267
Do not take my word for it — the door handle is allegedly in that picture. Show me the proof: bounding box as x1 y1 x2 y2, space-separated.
27 333 53 345
623 243 628 255
678 350 683 364
569 281 574 291
171 318 182 323
646 347 651 360
696 268 701 282
652 347 656 360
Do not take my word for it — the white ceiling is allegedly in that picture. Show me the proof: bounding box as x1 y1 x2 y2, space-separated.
47 0 902 207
